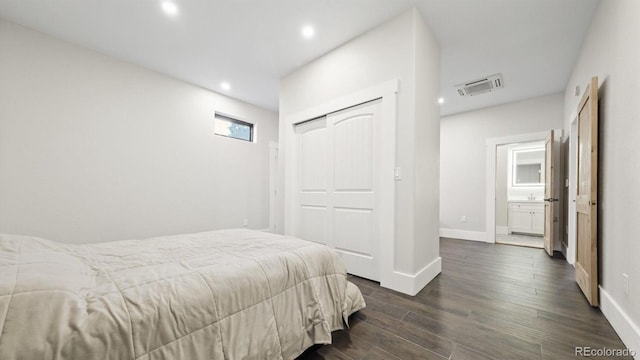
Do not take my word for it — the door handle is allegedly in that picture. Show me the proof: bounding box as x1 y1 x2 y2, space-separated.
543 198 559 202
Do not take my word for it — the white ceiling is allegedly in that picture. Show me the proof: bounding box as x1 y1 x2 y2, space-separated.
0 0 599 115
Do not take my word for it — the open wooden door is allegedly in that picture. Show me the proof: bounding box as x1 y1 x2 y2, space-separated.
575 76 599 306
543 130 556 256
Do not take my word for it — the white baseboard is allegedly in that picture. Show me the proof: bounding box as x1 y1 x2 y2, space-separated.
440 228 488 243
496 226 508 235
600 286 640 359
381 257 441 296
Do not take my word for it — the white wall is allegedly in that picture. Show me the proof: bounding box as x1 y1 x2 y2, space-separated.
278 12 414 274
563 0 640 354
279 8 441 292
412 9 441 277
440 93 564 237
0 20 278 244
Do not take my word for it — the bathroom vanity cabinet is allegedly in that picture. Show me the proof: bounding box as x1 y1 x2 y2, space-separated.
508 201 544 235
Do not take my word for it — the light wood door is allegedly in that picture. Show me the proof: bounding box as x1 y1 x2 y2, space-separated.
543 130 556 256
294 100 382 281
575 76 599 306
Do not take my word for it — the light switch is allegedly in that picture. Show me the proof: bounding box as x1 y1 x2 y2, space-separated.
394 167 402 181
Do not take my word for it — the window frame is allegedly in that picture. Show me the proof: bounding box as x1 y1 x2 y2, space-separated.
214 112 255 142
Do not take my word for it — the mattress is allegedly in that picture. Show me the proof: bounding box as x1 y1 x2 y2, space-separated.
0 229 365 359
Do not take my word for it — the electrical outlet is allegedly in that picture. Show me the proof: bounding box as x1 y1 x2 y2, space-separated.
623 273 629 296
243 219 249 227
461 216 467 223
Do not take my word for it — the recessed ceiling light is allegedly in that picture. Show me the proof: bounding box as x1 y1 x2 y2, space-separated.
221 82 231 91
161 1 178 16
438 97 445 105
301 25 315 39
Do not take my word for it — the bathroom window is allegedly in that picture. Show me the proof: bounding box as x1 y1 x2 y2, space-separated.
214 113 254 142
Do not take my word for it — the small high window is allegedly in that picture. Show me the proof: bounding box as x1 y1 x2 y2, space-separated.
214 113 254 142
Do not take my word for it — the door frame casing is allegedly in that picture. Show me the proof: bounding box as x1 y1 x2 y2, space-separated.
268 141 279 233
485 129 563 244
283 79 398 289
566 116 579 265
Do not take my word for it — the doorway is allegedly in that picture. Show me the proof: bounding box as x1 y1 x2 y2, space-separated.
495 140 546 248
268 141 279 233
485 130 563 249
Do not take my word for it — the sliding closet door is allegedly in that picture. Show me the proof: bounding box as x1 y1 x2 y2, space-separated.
328 100 381 280
294 117 330 246
293 100 381 281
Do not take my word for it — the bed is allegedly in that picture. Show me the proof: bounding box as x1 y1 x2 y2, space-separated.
0 229 365 359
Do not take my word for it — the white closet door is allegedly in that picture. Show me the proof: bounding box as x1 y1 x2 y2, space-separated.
295 117 330 246
294 100 381 281
328 101 380 280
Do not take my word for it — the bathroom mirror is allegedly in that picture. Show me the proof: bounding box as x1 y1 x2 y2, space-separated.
512 148 545 186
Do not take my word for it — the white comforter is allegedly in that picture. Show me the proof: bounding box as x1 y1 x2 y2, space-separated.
0 229 365 359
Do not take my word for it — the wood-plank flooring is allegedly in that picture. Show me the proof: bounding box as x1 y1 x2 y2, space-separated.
298 238 631 360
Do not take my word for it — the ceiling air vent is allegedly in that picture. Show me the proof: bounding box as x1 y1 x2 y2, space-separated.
456 74 504 96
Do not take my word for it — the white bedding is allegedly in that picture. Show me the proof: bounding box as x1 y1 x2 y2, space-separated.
0 229 365 359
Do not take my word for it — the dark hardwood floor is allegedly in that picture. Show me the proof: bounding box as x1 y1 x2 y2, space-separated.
298 238 631 360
